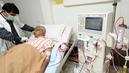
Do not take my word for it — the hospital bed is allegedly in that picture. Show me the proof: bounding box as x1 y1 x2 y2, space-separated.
0 24 74 73
44 24 74 73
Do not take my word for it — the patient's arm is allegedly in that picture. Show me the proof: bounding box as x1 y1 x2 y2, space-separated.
40 48 52 73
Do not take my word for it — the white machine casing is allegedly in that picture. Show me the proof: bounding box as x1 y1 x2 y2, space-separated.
78 12 112 41
77 12 113 73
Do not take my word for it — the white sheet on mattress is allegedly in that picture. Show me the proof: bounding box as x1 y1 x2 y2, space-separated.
45 25 72 73
45 42 65 73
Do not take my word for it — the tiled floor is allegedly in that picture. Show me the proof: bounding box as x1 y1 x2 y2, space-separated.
62 50 129 73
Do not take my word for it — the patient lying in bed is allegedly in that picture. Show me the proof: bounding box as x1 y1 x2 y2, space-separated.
26 26 54 56
26 26 54 72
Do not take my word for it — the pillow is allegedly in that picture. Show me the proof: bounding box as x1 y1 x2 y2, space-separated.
44 24 66 41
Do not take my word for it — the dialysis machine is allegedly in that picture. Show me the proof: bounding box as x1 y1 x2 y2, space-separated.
77 12 113 73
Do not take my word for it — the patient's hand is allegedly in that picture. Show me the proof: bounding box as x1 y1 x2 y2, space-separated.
45 48 52 59
40 48 52 60
21 37 28 42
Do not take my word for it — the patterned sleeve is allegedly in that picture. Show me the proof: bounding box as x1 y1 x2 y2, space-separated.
44 39 54 49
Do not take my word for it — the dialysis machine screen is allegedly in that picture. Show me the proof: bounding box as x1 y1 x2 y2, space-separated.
85 17 103 31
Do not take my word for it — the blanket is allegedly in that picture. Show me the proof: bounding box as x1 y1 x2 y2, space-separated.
0 44 47 73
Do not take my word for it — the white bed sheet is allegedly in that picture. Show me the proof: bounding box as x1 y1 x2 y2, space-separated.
45 42 63 73
45 26 72 73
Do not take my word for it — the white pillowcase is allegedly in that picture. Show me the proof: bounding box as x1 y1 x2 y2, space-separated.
44 24 66 41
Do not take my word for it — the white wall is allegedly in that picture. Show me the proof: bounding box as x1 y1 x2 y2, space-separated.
51 0 129 40
52 2 113 40
13 0 44 26
40 0 54 24
11 0 129 39
116 0 129 23
13 0 54 26
116 0 129 38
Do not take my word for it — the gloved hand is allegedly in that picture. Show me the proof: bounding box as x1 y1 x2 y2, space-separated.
21 37 28 42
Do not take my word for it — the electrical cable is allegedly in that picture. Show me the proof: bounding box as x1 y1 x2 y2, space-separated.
78 39 106 73
101 39 110 73
113 49 125 59
78 40 86 73
124 49 128 66
79 62 85 73
111 17 129 73
76 40 90 73
111 49 119 72
77 38 108 73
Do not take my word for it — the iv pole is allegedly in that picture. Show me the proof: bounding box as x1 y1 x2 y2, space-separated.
108 0 118 72
112 0 128 73
112 0 118 32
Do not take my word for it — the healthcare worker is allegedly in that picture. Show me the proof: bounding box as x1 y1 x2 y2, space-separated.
0 3 34 54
